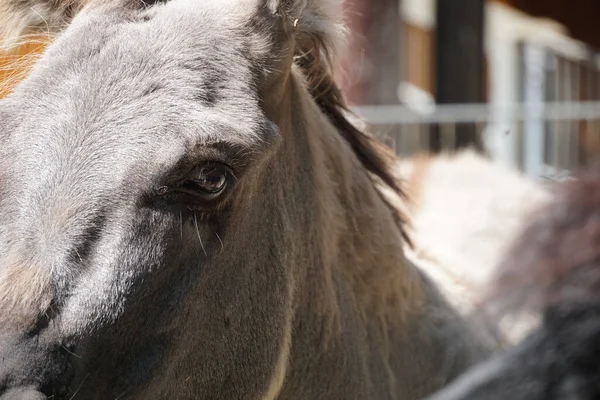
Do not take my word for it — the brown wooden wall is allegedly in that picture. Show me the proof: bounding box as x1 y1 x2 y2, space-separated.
402 22 434 93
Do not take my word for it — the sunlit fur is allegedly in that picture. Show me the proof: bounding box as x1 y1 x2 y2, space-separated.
0 1 494 398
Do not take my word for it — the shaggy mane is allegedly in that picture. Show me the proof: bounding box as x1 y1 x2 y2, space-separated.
294 33 412 245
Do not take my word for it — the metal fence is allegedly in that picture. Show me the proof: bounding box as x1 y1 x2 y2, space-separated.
353 101 600 182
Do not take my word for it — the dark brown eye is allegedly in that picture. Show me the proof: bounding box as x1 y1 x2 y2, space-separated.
179 163 232 199
154 162 234 205
194 165 228 193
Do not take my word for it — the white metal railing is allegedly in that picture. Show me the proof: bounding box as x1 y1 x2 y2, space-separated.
354 101 600 123
352 102 600 182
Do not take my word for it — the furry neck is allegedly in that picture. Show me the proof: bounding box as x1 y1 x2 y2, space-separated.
275 70 425 336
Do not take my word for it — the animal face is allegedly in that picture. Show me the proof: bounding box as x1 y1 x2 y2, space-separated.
0 0 327 397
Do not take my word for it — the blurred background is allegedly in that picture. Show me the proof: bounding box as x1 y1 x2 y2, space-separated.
335 0 600 182
3 0 600 182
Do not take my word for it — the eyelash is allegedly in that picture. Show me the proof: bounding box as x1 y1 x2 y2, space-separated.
155 162 235 208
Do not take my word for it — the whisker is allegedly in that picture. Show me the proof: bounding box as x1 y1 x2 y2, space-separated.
69 373 90 400
193 214 207 256
114 391 127 400
74 248 83 263
62 344 82 359
215 230 224 254
179 210 183 242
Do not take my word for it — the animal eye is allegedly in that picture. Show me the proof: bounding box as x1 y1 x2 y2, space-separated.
179 163 232 199
155 162 235 206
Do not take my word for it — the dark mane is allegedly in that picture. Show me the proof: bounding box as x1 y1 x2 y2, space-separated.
489 164 600 316
294 34 412 246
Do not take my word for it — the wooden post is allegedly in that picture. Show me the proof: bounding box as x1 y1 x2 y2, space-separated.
432 0 485 151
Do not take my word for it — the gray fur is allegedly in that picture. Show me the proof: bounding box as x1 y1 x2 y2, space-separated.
0 1 494 398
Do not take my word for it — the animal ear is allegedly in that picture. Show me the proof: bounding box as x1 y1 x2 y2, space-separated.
0 0 82 50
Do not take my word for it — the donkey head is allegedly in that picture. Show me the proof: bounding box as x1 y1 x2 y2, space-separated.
0 1 362 398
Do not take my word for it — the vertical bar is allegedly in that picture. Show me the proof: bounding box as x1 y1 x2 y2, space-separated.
433 0 485 152
523 44 546 181
485 37 521 170
570 61 581 169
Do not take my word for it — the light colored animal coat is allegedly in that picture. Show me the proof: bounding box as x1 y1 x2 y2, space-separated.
0 1 494 399
396 150 552 343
